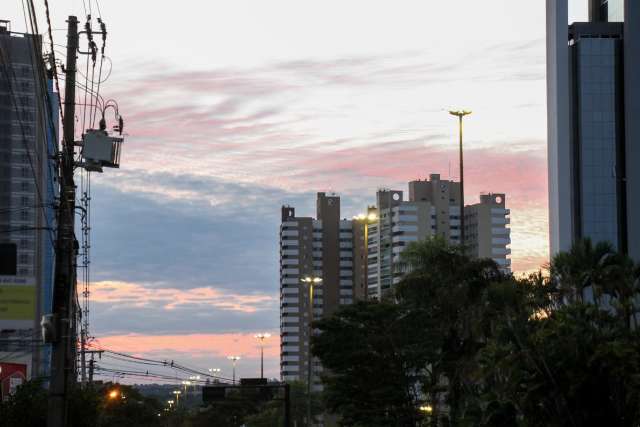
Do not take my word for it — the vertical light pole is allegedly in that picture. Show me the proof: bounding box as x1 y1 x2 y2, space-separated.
172 390 181 406
254 333 271 379
301 276 322 426
353 213 378 299
208 368 220 384
449 110 472 249
227 356 241 384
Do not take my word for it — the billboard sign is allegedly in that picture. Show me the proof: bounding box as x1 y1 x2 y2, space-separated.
0 276 36 329
0 363 27 401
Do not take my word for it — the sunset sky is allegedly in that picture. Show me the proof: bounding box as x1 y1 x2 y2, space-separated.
7 0 589 382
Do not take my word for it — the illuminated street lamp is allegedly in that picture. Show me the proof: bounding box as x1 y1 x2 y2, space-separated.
353 212 378 298
227 355 241 384
172 390 181 405
208 367 221 384
254 333 271 379
419 404 433 413
301 275 323 426
107 389 119 400
449 109 472 248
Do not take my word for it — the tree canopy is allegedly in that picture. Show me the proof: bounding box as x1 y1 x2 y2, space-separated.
312 238 640 426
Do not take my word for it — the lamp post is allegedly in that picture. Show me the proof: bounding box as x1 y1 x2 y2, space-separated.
172 390 181 406
353 212 378 299
208 368 220 384
301 275 322 426
254 333 271 379
227 356 241 384
449 110 472 249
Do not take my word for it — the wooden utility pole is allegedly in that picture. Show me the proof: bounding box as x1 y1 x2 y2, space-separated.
47 15 78 427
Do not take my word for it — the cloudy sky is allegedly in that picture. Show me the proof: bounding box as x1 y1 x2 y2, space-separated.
7 0 589 382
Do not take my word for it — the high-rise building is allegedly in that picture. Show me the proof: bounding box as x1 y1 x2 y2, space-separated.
547 0 640 259
0 22 58 381
279 193 362 390
280 183 510 386
367 174 511 298
465 193 511 271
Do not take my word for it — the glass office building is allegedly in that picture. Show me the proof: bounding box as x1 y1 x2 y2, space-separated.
571 32 623 249
547 0 640 260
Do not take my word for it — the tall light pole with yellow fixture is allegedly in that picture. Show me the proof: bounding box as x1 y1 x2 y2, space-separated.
449 110 472 248
301 275 322 426
254 333 271 379
227 355 241 384
353 212 378 299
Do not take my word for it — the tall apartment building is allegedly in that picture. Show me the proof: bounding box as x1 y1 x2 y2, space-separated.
465 193 511 271
547 0 640 260
279 193 362 390
0 22 58 380
367 175 511 298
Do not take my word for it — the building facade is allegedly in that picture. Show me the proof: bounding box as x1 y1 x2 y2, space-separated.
547 0 640 260
279 193 361 390
0 22 58 381
465 193 511 271
367 175 511 298
280 183 510 385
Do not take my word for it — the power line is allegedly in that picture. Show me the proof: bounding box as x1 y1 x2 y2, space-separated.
43 0 64 123
87 344 234 383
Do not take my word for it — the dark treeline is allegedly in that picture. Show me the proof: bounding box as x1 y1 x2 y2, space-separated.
313 238 640 427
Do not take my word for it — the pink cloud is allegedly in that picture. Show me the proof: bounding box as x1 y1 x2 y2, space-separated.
94 332 280 359
92 281 276 313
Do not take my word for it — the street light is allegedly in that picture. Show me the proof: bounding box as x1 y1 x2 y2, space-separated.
208 367 221 384
172 390 181 406
449 110 472 249
301 275 323 426
420 404 433 413
227 355 241 384
254 333 272 379
107 389 119 400
353 212 378 299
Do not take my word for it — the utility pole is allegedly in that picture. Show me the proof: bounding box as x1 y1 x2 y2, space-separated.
88 357 94 384
47 15 78 427
85 350 103 385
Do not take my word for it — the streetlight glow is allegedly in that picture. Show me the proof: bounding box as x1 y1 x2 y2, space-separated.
254 333 272 379
420 404 434 413
228 355 241 384
300 275 323 425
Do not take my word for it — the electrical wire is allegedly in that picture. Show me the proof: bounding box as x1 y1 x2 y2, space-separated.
86 344 234 384
43 0 64 123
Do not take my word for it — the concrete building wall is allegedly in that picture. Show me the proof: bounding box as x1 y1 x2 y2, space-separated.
409 174 461 245
546 0 574 256
279 194 360 391
465 194 512 272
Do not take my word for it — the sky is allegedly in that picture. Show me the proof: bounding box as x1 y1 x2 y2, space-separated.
6 0 589 383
